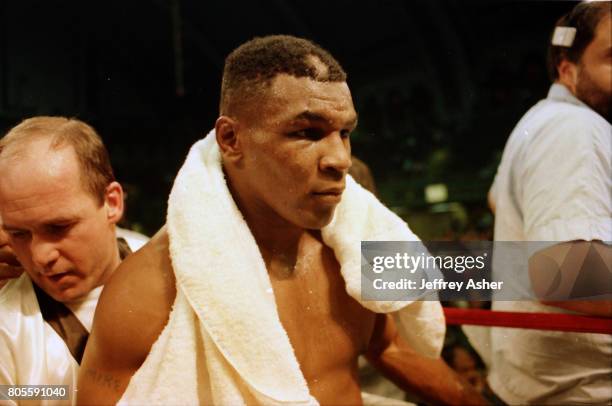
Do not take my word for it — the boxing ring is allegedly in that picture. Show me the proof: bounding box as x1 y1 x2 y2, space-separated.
444 307 612 334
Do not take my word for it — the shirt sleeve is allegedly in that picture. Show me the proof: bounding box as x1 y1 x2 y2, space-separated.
520 112 611 242
0 328 18 406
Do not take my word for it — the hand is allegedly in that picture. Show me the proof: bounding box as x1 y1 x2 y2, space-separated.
0 231 23 288
366 314 489 405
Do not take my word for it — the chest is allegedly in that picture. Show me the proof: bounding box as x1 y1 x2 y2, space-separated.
268 244 376 379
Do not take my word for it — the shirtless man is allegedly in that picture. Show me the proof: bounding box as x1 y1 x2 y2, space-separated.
79 35 484 405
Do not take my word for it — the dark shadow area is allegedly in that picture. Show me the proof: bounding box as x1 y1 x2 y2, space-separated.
0 0 576 235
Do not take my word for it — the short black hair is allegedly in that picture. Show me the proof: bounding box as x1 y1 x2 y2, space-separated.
220 35 347 116
546 1 611 82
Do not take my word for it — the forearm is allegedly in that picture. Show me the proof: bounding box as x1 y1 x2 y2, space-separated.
366 346 487 405
77 366 130 406
541 300 612 317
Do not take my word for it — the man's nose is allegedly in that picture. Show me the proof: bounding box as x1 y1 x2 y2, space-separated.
30 237 60 272
320 132 352 174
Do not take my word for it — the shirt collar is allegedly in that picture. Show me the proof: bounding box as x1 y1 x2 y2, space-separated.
547 83 588 108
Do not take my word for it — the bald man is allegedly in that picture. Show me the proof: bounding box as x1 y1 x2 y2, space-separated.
0 117 132 405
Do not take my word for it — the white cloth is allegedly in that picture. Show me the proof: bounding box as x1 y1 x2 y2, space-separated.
119 131 445 405
0 237 146 406
0 276 102 406
116 227 148 252
474 84 612 405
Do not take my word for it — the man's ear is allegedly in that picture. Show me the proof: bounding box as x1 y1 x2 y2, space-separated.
104 181 124 225
557 59 579 94
215 116 243 163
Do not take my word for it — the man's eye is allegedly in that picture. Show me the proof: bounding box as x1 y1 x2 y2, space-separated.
48 224 72 235
340 129 352 139
8 231 29 240
291 129 323 140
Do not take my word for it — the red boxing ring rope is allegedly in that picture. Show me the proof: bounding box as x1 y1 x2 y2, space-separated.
443 307 612 335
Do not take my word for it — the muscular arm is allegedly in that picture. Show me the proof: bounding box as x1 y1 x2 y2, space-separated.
365 314 487 406
529 240 612 317
77 228 176 405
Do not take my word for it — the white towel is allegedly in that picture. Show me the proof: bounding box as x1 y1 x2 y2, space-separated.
118 131 445 405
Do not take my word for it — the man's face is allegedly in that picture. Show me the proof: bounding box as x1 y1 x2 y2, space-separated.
234 74 357 230
575 14 612 121
0 141 121 302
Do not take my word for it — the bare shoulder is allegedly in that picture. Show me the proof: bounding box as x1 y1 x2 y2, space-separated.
78 227 176 404
94 226 176 360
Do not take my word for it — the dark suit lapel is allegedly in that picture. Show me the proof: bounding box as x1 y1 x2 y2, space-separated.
32 237 132 364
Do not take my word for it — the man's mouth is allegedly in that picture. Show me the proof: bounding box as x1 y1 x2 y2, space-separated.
312 188 344 203
46 272 72 284
313 187 344 195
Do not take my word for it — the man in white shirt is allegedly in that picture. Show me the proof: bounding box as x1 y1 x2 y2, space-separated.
483 2 611 404
0 117 133 405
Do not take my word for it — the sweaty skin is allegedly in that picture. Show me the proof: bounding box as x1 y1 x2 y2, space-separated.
79 228 377 405
265 229 376 404
78 228 176 402
79 229 482 405
79 73 485 405
78 73 375 404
